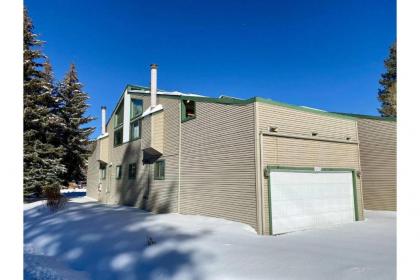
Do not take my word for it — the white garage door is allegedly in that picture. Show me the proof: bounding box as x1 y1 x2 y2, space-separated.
270 170 356 234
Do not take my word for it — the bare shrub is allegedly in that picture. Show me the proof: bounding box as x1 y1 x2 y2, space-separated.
44 185 67 212
145 236 157 246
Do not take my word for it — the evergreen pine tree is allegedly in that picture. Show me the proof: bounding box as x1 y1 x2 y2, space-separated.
378 42 397 117
23 8 66 197
58 64 95 185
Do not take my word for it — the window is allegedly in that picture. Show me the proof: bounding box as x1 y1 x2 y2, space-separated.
131 99 143 119
154 160 165 180
99 163 107 179
128 163 137 179
115 165 122 179
114 127 123 146
181 100 196 122
130 119 141 140
114 101 124 146
129 99 142 141
114 101 124 127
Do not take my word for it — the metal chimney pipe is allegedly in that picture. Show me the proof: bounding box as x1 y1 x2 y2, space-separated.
101 106 106 135
150 64 158 108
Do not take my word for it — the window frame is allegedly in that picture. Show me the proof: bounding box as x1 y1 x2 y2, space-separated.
99 163 107 180
114 126 123 147
114 101 124 128
181 99 196 122
128 163 137 179
130 98 143 119
115 165 122 180
114 100 124 147
129 117 142 141
154 160 165 180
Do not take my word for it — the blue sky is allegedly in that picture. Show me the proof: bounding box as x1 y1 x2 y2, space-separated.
25 0 396 138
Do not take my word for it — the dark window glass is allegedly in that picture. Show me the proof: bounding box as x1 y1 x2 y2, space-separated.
114 127 123 146
114 101 124 127
128 163 137 179
116 165 122 179
100 163 107 179
154 160 165 180
130 119 141 140
182 100 196 122
131 99 143 119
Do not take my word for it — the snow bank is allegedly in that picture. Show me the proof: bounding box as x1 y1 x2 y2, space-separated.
24 198 396 280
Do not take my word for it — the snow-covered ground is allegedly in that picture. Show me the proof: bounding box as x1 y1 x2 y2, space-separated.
24 197 396 280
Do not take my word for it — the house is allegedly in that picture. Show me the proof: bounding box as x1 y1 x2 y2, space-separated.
87 64 365 235
336 113 397 211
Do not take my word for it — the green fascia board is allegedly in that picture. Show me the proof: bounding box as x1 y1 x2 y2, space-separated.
266 165 360 234
332 112 397 122
266 166 356 173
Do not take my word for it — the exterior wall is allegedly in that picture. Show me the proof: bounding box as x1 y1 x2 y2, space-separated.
88 94 180 213
151 111 164 153
256 101 364 235
86 142 100 200
357 119 396 211
99 136 109 163
179 102 258 231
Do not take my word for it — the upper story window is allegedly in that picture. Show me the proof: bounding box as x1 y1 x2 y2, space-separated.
114 129 123 146
181 99 196 122
114 101 124 146
114 101 124 128
130 98 142 141
131 98 143 119
130 119 141 140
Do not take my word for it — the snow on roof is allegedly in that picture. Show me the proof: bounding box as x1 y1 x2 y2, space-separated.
299 106 326 112
141 104 163 118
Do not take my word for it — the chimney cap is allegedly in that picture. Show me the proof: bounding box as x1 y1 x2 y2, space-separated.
150 64 158 69
101 106 106 110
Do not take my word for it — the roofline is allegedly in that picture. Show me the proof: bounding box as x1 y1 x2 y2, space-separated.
332 112 397 122
104 84 359 127
254 97 357 120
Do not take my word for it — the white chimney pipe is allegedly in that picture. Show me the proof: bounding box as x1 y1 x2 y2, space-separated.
101 106 106 135
150 64 158 108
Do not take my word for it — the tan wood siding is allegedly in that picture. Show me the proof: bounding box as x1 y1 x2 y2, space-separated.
180 102 258 231
86 142 100 200
256 102 364 235
357 119 396 211
147 96 180 213
258 102 358 141
98 136 109 163
98 94 179 213
151 111 164 153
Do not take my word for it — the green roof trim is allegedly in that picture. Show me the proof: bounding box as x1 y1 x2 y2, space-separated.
332 112 397 122
105 84 360 128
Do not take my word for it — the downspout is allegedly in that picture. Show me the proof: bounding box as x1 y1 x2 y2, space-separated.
355 120 365 220
254 102 263 234
259 130 265 234
177 100 182 213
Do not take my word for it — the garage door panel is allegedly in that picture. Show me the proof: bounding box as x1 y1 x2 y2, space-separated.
270 170 355 234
